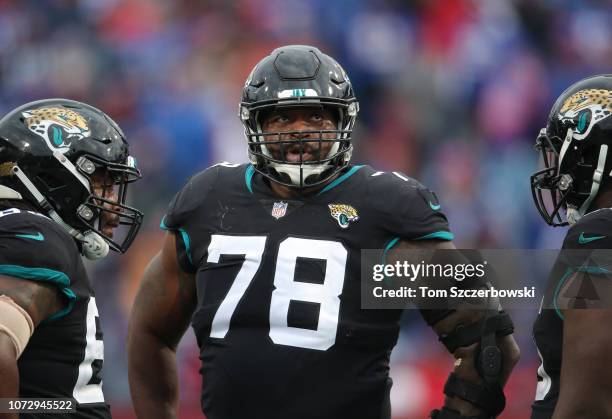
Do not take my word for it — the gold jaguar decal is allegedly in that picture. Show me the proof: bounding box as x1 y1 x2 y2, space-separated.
328 204 359 229
559 89 612 140
22 107 91 153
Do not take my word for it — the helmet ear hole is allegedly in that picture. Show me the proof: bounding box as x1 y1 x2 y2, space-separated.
36 172 68 191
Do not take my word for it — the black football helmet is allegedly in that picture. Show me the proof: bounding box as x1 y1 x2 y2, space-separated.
240 45 359 188
531 75 612 226
0 98 143 258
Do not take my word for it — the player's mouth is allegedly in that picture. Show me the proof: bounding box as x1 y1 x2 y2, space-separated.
101 227 114 238
101 218 120 238
283 144 322 163
285 150 316 162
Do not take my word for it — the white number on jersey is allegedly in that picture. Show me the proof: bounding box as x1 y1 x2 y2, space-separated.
207 235 267 338
73 297 105 404
535 348 552 401
206 236 347 351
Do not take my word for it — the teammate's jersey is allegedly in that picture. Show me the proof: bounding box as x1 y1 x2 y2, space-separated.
0 208 110 419
162 163 453 419
532 209 612 419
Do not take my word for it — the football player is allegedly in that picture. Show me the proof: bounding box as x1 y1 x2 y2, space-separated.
128 45 519 419
0 99 143 418
531 74 612 418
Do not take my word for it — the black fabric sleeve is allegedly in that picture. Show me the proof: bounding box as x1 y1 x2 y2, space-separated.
560 212 612 273
551 211 612 311
375 173 453 241
0 210 78 320
160 167 219 273
563 211 612 250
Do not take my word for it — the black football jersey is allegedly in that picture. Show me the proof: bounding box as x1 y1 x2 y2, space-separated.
162 163 453 419
0 208 110 419
532 209 612 419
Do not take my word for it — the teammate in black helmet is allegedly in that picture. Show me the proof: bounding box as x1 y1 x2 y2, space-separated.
128 45 519 419
0 99 142 418
240 45 358 189
531 75 612 418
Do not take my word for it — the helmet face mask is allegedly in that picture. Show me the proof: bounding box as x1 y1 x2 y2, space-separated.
240 45 359 189
0 99 143 255
74 154 142 253
530 75 612 226
531 129 571 226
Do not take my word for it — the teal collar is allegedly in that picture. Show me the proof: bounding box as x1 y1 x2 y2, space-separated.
316 165 364 196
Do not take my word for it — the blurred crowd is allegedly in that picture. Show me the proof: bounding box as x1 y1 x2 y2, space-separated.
1 0 611 417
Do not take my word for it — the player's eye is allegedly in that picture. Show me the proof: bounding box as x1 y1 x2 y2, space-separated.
266 114 289 126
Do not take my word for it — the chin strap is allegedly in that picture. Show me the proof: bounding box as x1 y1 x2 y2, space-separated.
567 144 608 225
81 231 110 260
10 164 109 260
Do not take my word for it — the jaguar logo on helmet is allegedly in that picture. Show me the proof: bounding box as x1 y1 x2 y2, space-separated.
21 107 91 153
558 89 612 140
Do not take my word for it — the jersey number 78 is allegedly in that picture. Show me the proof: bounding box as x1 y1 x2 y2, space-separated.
206 235 347 351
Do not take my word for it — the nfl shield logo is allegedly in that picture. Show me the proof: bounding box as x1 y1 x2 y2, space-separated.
271 201 288 219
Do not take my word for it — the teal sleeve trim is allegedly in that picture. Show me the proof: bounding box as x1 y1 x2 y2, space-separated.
0 265 69 285
414 231 454 241
553 266 611 320
158 217 194 267
382 237 400 265
316 165 364 196
0 264 76 320
179 228 194 266
245 164 255 194
379 237 401 284
160 215 168 230
47 288 77 321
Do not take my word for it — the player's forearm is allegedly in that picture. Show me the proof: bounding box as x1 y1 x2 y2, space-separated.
553 405 612 419
552 391 612 419
553 309 612 419
128 329 180 419
0 335 19 419
428 307 519 418
443 334 519 415
441 342 487 417
490 334 520 385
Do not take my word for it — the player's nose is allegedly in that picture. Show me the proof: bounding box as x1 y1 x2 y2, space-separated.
101 188 121 212
287 117 315 138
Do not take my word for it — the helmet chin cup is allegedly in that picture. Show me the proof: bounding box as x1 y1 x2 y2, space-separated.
82 231 110 260
566 206 582 225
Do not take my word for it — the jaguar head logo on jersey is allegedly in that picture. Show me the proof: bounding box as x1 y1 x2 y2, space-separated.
22 107 91 153
328 204 359 228
271 201 288 219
